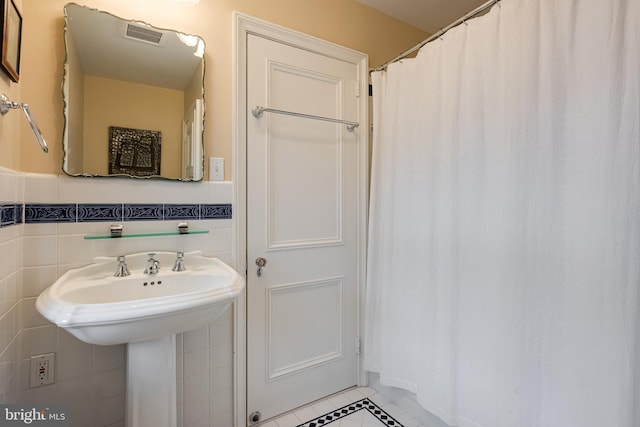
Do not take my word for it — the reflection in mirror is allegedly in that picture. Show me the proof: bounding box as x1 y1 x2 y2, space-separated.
62 3 205 181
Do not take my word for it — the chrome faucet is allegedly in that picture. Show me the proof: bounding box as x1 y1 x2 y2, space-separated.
144 253 160 275
172 252 186 272
114 255 130 277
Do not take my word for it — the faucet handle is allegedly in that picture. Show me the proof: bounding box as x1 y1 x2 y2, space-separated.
172 252 186 272
114 255 130 277
144 253 160 275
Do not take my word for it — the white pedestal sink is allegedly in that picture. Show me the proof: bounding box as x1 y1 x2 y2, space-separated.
36 252 244 427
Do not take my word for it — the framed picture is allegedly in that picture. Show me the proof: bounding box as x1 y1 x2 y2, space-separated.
0 0 21 82
108 126 162 177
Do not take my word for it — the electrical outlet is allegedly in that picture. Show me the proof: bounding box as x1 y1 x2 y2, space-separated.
30 353 55 388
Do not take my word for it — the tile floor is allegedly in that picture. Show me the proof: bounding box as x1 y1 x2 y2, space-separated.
258 387 424 427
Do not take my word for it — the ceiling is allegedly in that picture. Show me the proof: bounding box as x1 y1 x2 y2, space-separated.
356 0 490 34
67 1 492 90
66 4 203 91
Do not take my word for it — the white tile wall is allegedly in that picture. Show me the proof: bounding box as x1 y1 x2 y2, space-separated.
0 166 24 404
0 169 237 427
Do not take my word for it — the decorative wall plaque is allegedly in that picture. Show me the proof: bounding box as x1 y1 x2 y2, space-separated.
108 126 161 177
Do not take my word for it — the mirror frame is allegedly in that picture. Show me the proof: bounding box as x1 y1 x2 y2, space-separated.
61 3 206 181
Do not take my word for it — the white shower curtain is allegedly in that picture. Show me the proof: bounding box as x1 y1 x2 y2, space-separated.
364 1 640 426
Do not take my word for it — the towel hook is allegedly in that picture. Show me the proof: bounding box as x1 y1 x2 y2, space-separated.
0 93 48 153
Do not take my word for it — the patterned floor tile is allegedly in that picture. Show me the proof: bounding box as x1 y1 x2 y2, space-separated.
295 398 404 427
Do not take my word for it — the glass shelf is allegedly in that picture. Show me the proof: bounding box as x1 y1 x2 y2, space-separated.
84 230 209 240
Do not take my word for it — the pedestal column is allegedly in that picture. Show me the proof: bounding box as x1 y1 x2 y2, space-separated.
127 335 177 427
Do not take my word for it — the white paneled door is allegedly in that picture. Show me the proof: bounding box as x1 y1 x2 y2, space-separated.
246 33 364 423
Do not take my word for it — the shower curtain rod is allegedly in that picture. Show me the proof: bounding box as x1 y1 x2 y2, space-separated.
372 0 500 72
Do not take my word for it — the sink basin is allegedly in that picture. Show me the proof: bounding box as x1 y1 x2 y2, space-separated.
36 251 244 345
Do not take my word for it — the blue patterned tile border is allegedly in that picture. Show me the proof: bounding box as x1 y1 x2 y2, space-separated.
16 204 23 225
18 203 232 224
124 204 164 222
1 204 15 226
201 204 232 219
164 204 200 220
78 204 123 222
0 203 22 227
25 204 77 223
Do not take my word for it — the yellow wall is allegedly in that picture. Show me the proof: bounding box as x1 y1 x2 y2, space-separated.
82 76 183 178
0 0 21 171
19 0 428 178
184 61 203 113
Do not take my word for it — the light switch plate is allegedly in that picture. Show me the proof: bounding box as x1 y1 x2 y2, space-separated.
210 157 224 181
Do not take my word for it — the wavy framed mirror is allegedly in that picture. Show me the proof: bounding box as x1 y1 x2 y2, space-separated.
62 3 205 181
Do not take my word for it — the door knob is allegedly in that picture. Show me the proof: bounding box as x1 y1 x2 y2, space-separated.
255 257 267 277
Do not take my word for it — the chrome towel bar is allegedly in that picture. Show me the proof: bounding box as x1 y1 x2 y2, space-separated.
252 105 359 132
1 93 48 153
